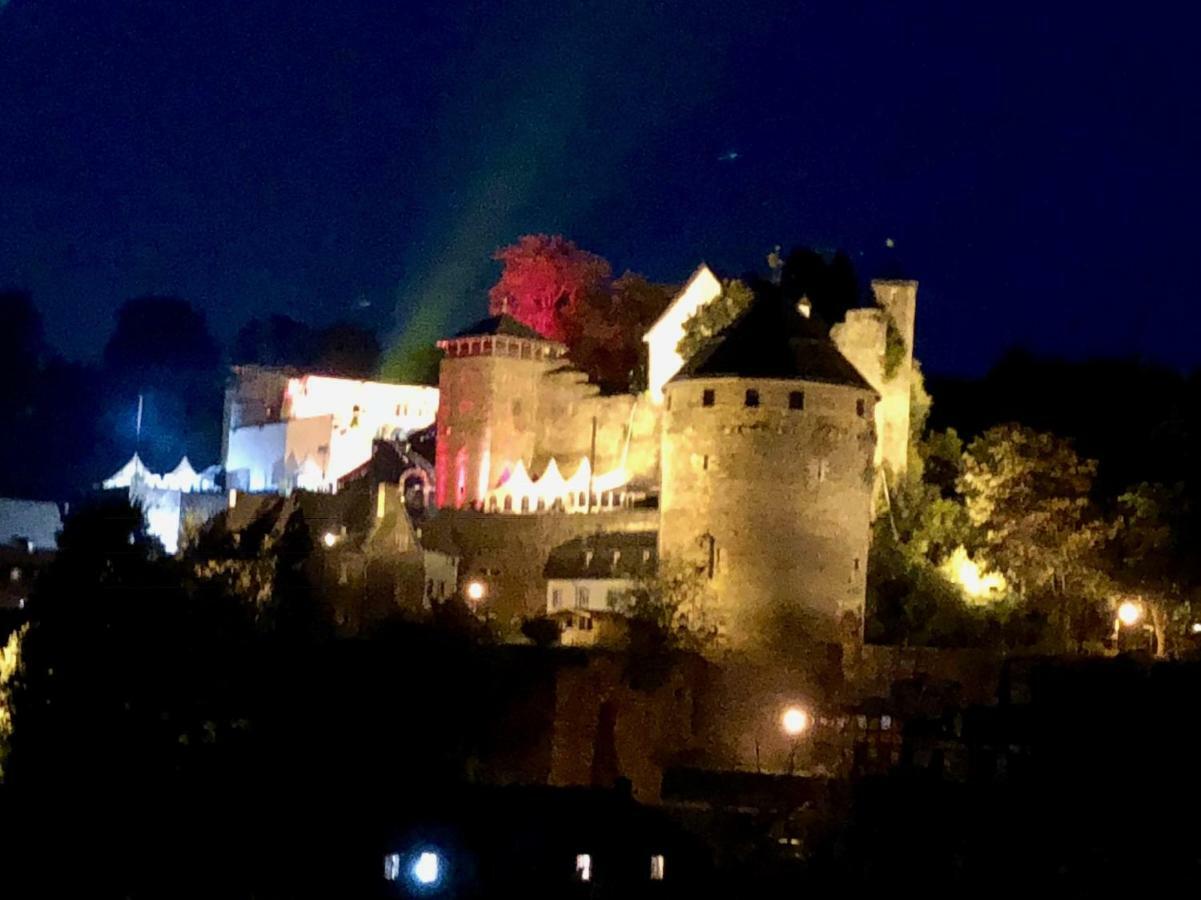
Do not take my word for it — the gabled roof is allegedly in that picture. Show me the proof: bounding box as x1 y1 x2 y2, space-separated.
644 263 721 338
674 289 875 392
543 531 658 580
450 314 552 341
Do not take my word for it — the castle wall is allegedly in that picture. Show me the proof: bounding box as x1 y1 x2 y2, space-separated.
829 280 917 477
420 508 658 629
659 376 876 649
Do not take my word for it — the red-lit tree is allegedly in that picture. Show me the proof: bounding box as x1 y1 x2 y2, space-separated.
488 234 612 342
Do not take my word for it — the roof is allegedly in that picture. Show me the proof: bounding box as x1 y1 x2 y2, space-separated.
0 498 62 551
543 531 658 580
644 262 721 337
673 287 875 391
450 314 551 341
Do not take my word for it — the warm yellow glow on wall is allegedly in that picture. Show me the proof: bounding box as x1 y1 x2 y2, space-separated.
942 545 1007 601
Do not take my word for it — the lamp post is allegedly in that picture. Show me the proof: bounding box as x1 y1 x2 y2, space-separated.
781 706 811 775
1114 599 1152 652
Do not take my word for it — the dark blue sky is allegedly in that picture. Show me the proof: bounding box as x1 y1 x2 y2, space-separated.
2 0 1199 376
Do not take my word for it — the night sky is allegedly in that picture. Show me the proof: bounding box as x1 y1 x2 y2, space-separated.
2 0 1199 377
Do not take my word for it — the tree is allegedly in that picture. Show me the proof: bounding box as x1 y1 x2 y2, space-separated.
232 314 316 368
311 323 381 379
959 425 1107 649
567 271 674 391
619 556 722 656
488 234 612 342
778 247 860 326
676 278 755 363
1105 483 1197 657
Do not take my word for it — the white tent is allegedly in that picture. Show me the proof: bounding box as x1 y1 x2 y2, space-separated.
160 456 200 492
102 453 150 490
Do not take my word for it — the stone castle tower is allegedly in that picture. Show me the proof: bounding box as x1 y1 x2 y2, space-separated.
434 315 571 509
659 292 878 648
830 279 918 478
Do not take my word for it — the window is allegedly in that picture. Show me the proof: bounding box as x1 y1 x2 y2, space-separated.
702 388 715 407
607 590 621 610
578 492 586 507
702 454 709 471
383 853 401 882
745 388 759 407
856 398 866 418
552 588 563 609
819 459 830 482
853 557 860 573
503 495 513 511
666 394 672 411
650 855 665 881
789 390 805 410
576 854 592 882
521 496 530 513
576 586 590 609
581 616 593 631
9 567 19 583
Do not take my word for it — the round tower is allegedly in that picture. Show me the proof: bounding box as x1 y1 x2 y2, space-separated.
659 295 877 649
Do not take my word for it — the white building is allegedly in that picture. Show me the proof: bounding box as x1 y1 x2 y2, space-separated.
223 367 438 494
543 531 657 646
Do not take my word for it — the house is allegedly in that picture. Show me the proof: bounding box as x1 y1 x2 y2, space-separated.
0 498 62 609
543 532 657 646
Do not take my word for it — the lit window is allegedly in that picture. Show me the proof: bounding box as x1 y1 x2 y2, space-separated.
650 854 665 881
745 388 759 407
9 567 19 582
383 853 401 882
789 390 805 410
552 588 563 609
576 854 592 882
576 587 590 608
818 459 830 482
702 388 715 407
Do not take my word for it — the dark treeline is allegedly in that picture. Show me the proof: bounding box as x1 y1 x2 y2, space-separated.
0 290 385 501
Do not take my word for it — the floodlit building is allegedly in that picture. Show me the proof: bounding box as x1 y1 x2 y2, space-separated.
0 498 62 609
425 263 918 648
222 367 438 494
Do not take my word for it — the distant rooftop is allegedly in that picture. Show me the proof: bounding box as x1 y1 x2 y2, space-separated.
0 498 62 551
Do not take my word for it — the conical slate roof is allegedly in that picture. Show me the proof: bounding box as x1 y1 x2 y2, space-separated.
674 290 874 392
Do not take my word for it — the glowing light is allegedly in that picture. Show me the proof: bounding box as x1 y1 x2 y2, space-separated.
575 853 592 882
1117 600 1144 627
1192 622 1201 635
465 580 486 602
412 851 440 886
650 854 665 881
781 706 810 737
323 532 338 548
942 546 1007 601
383 853 401 882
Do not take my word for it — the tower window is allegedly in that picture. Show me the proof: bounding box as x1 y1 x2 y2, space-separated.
702 389 715 407
576 586 590 608
789 391 805 410
856 398 866 418
745 389 759 407
702 454 709 470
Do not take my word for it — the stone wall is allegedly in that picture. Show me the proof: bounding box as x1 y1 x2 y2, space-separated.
420 508 658 629
829 280 917 478
660 376 876 649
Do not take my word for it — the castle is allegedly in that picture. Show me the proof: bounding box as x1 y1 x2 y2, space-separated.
423 264 918 648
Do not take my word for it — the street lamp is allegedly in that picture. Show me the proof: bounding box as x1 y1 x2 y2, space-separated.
1117 600 1143 627
465 579 486 603
781 705 811 775
322 531 338 548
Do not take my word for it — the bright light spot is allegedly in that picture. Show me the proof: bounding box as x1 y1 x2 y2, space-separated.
1192 622 1201 635
781 706 810 737
575 853 592 882
465 580 486 602
942 546 1007 601
1117 600 1144 627
322 532 338 548
412 851 440 886
650 854 665 881
383 853 401 882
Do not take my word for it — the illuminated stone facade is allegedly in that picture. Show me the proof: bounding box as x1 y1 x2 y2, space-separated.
426 267 916 647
